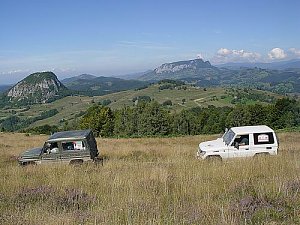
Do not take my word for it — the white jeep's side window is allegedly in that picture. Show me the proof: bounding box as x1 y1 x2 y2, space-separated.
254 132 274 145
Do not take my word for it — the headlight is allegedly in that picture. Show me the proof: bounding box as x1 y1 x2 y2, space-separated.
197 148 206 157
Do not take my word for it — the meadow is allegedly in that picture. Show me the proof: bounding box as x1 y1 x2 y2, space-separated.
0 132 299 224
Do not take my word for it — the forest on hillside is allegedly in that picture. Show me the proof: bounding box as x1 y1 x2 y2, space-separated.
77 98 300 137
2 97 299 137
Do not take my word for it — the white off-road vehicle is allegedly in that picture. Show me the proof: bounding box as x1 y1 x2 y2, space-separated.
197 125 278 160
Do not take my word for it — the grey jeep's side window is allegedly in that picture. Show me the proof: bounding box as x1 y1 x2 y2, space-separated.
254 132 274 145
62 141 85 151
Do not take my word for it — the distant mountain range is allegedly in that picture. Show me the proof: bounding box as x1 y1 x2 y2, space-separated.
216 59 300 70
61 74 148 96
136 58 300 94
61 74 98 83
0 58 299 108
112 70 152 80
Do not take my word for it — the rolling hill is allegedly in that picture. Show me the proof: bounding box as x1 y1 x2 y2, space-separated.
62 74 149 96
0 81 285 131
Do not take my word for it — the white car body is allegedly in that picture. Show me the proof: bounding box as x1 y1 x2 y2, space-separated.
197 125 278 160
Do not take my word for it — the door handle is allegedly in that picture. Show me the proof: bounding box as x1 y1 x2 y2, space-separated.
245 148 249 150
266 147 272 149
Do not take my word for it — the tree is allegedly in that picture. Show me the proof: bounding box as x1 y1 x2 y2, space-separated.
80 105 114 137
226 105 252 127
137 101 170 136
114 106 137 137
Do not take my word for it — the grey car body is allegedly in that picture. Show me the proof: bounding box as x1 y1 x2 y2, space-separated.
18 129 99 166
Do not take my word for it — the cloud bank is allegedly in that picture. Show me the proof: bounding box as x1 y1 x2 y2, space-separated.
211 47 300 64
212 48 261 64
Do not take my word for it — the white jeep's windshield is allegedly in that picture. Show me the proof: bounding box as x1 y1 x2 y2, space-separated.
223 129 235 145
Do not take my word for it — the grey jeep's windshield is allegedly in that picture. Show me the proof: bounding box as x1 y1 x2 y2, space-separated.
223 129 235 145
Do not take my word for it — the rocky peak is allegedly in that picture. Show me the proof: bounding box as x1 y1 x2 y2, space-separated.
154 58 213 74
7 72 67 104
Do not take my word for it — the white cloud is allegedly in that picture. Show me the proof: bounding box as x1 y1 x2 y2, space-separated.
196 53 204 59
212 48 261 64
268 48 287 59
217 48 232 56
289 48 300 57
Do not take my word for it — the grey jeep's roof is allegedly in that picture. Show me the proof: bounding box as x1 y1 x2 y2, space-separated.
47 129 92 142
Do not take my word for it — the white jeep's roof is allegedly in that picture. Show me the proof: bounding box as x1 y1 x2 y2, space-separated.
230 125 274 134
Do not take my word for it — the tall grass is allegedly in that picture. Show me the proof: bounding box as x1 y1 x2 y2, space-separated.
0 132 299 224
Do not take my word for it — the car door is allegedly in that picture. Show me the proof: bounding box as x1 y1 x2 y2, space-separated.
230 134 251 158
41 142 61 164
60 139 90 163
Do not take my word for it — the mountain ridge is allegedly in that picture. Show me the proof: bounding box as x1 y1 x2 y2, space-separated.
136 58 300 94
139 58 216 81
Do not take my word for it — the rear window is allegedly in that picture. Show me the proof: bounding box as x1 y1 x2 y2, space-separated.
253 132 274 145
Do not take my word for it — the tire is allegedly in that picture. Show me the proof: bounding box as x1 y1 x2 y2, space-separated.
69 159 83 166
94 157 104 166
254 153 270 159
20 161 36 167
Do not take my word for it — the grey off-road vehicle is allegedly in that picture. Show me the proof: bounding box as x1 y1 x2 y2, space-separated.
18 129 101 166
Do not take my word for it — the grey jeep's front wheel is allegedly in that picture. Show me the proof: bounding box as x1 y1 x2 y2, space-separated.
20 161 37 166
69 159 84 165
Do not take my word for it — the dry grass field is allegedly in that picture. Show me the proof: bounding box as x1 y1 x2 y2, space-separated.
0 132 300 224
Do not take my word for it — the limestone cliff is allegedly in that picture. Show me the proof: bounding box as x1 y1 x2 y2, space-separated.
7 72 68 104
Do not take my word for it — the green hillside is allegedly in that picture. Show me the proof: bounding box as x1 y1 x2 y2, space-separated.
0 81 285 131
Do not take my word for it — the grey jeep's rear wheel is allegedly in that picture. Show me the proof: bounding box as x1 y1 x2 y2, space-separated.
94 157 104 166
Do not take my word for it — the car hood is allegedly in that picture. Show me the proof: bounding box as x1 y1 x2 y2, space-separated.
199 138 227 152
20 147 43 158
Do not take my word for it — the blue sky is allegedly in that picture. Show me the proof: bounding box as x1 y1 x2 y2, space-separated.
0 0 299 83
